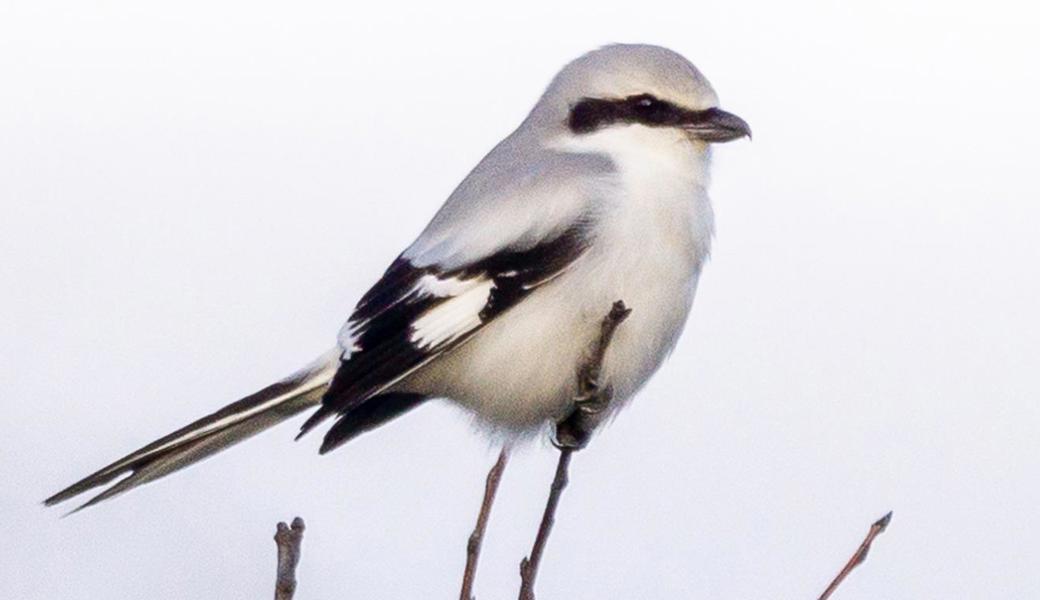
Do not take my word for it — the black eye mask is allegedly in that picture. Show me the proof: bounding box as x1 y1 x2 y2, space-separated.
568 94 688 133
567 93 751 143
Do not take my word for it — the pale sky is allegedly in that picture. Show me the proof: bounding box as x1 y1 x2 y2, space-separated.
2 1 1039 598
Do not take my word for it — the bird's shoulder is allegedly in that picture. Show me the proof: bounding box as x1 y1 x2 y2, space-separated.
403 137 616 271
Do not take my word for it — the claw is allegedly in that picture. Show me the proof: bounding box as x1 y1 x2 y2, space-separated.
552 421 590 450
575 384 612 414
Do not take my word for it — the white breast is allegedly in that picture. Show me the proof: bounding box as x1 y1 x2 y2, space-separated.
569 125 714 408
403 125 714 436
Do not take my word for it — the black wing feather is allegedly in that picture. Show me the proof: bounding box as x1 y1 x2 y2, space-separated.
299 224 590 447
319 392 428 454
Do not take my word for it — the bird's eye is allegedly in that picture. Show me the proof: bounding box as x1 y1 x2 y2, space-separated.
627 94 676 125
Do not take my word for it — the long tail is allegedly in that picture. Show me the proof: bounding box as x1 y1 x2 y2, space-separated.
44 349 340 514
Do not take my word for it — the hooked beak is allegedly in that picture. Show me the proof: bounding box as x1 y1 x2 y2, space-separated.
681 107 751 143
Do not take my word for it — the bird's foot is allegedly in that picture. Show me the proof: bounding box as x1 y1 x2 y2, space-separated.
552 416 591 450
553 383 612 451
552 301 631 451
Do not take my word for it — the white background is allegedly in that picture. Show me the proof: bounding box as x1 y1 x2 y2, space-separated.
2 1 1038 598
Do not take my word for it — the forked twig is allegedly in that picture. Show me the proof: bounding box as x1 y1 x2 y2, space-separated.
274 517 306 600
518 300 631 600
817 511 893 600
460 449 510 600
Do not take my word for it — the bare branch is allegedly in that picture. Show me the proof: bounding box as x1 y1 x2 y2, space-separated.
518 300 631 600
518 447 574 600
817 511 893 600
274 516 306 600
460 449 510 600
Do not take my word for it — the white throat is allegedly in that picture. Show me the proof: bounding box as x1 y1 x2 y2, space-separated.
549 124 715 260
554 124 710 180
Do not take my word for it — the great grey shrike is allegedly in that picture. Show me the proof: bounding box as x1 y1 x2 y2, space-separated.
47 43 749 511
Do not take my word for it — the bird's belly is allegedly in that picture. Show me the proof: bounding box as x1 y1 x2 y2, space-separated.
403 233 703 436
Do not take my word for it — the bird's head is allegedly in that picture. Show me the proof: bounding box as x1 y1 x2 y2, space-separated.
529 44 750 150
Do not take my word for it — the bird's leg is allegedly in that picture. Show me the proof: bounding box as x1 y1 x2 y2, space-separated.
553 300 631 451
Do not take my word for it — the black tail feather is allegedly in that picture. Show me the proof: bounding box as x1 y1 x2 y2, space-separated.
45 351 337 512
59 393 317 514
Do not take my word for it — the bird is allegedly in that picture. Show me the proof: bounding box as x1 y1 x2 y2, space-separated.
45 43 749 512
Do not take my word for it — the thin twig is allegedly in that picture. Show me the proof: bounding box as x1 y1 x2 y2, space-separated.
518 300 631 600
460 449 510 600
518 447 574 600
817 511 893 600
274 517 306 600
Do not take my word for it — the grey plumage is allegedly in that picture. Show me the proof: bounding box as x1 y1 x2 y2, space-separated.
46 43 748 511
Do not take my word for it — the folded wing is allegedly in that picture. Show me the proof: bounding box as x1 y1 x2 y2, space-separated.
301 222 593 453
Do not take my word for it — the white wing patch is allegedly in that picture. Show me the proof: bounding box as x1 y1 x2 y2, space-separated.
415 273 479 297
338 272 496 358
337 332 362 360
410 276 494 350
